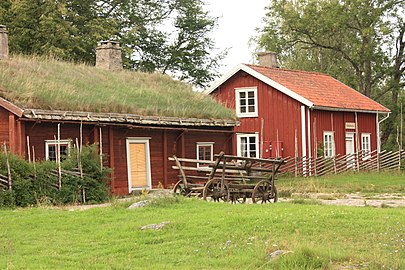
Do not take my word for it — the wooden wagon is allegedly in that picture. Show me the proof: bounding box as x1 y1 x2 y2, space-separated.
169 152 285 203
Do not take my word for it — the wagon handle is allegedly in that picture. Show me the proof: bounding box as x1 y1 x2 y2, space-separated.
172 155 188 187
208 151 225 181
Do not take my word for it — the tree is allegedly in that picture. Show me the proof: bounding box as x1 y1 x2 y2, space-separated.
0 0 223 87
255 0 404 147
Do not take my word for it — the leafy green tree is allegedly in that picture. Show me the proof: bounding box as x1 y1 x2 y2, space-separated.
0 0 222 87
255 0 404 147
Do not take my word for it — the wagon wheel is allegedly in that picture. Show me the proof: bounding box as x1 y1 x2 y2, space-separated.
203 179 230 202
230 192 247 204
173 180 191 197
252 180 277 204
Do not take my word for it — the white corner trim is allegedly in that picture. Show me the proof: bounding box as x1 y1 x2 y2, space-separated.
301 106 307 159
205 64 314 108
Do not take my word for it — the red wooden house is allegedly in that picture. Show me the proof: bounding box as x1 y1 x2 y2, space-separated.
0 28 238 195
0 101 236 195
206 52 390 167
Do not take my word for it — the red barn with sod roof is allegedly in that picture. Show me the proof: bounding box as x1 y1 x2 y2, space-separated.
206 52 390 172
0 28 238 195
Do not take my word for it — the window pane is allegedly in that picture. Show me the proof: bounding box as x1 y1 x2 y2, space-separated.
240 99 246 106
198 146 204 160
250 151 256 158
241 137 247 157
248 105 255 112
248 98 255 105
239 92 245 99
247 91 254 98
49 145 56 161
205 147 211 160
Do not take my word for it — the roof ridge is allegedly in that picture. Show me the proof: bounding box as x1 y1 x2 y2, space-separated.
245 63 330 76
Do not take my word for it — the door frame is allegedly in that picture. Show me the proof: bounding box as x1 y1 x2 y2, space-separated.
126 137 152 193
345 132 355 168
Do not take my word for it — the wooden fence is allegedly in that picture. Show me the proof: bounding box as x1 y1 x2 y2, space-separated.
278 149 405 177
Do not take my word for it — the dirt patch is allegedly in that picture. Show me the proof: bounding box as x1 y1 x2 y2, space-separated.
282 193 405 207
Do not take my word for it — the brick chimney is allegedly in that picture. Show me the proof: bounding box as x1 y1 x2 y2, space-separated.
96 40 123 71
257 51 278 68
0 25 9 60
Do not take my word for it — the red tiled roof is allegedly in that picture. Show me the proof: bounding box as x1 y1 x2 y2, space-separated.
246 64 390 113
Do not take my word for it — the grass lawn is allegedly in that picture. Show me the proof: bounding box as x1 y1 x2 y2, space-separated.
1 195 404 269
277 171 405 196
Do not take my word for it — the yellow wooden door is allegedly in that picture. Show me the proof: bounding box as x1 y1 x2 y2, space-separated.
129 143 148 188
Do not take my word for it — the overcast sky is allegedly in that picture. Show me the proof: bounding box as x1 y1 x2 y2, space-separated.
205 0 269 75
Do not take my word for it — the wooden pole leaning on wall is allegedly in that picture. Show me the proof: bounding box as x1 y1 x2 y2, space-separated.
27 136 31 163
294 129 298 177
260 118 264 159
99 127 103 172
32 146 36 179
3 142 12 190
313 117 318 176
75 138 85 203
57 124 62 190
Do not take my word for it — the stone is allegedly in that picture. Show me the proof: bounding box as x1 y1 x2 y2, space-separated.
128 200 149 209
140 222 171 230
268 250 293 259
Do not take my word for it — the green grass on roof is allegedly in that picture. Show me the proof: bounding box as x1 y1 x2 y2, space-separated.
0 55 236 120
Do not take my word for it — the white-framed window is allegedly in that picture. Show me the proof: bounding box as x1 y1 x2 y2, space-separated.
361 133 371 160
235 87 258 117
323 131 335 158
45 140 72 161
196 142 214 167
237 133 259 158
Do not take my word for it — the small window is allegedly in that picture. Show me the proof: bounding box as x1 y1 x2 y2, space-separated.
235 87 258 117
361 133 371 160
237 134 259 158
323 131 335 158
196 142 214 167
45 140 71 161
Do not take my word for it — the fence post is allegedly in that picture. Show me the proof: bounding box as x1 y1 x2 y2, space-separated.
3 143 12 190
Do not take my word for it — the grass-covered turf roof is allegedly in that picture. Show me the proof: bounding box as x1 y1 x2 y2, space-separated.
0 55 236 120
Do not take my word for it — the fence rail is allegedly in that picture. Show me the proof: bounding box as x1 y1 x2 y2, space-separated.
278 149 405 177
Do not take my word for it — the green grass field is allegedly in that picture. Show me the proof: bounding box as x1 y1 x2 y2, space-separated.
277 172 405 196
1 194 404 269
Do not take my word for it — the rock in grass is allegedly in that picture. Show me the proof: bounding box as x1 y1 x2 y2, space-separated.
140 222 171 230
268 250 293 259
128 200 149 209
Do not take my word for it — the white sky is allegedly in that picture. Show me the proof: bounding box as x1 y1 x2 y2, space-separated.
205 0 269 75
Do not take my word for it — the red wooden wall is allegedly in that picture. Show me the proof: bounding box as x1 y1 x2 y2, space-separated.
212 70 378 159
213 70 303 158
310 110 377 157
20 121 232 195
0 106 25 154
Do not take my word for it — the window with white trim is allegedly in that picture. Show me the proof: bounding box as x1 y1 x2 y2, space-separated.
361 133 371 160
196 142 214 167
45 140 71 161
237 134 259 158
323 132 335 158
235 87 258 117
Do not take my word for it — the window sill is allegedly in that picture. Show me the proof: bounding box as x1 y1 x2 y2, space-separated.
236 113 258 118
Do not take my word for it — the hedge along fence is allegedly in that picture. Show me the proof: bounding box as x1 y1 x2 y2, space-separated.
0 144 111 207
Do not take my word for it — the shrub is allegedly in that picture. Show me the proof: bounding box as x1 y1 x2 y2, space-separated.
0 144 111 207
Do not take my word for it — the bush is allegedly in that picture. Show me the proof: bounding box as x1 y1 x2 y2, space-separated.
0 144 111 207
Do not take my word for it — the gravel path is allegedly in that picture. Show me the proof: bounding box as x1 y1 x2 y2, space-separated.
282 193 405 207
59 190 405 210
